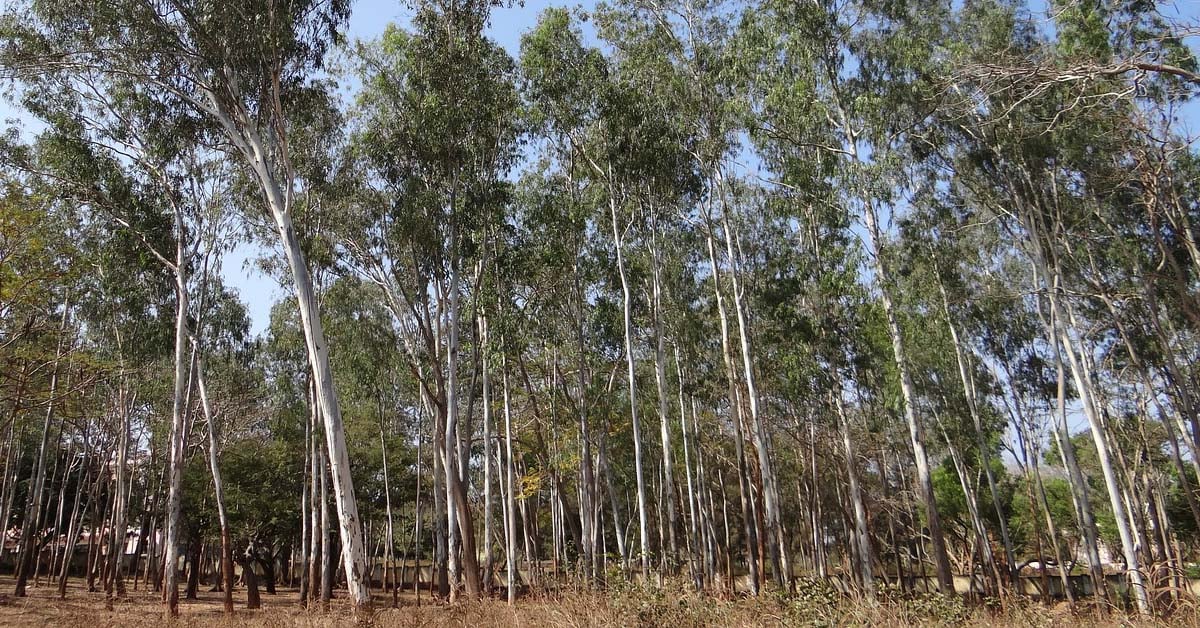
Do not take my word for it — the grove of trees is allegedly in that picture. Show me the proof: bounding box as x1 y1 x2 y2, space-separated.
0 0 1198 620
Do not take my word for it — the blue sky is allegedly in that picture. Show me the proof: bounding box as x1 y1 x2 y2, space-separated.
223 0 599 335
0 0 1195 335
221 0 1199 336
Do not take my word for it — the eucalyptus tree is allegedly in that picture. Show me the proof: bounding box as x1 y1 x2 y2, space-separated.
0 178 82 588
739 0 960 592
914 3 1197 610
0 1 376 612
519 9 614 579
0 57 255 608
614 0 803 589
523 6 679 580
339 0 520 600
749 154 880 595
928 0 1200 612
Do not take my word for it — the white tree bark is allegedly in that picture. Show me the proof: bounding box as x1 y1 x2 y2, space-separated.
650 225 678 571
1054 295 1150 614
501 354 519 605
719 199 789 586
933 263 1016 586
481 316 495 588
859 197 955 593
205 93 372 614
194 356 234 613
703 221 760 594
610 188 650 579
675 348 702 590
163 243 190 616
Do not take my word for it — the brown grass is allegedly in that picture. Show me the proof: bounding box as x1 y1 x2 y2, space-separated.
0 575 1198 627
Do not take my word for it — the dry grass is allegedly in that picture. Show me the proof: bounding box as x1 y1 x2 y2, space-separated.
1 575 1198 627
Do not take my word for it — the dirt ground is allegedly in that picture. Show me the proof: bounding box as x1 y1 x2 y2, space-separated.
0 576 564 627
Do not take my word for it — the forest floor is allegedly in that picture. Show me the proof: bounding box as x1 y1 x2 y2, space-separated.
0 575 1194 627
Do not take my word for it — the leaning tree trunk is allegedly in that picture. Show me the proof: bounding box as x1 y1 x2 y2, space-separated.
1026 222 1146 613
999 367 1076 606
933 406 1001 597
207 101 373 615
833 386 875 600
933 260 1017 587
58 438 91 598
1055 295 1150 615
860 197 955 594
1100 290 1200 535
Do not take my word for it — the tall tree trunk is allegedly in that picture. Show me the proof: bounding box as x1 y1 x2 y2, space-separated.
443 257 482 600
320 442 332 609
161 199 194 617
703 224 760 595
48 442 71 588
208 96 373 616
692 400 718 588
1041 255 1148 614
58 440 91 598
933 259 1016 587
481 316 496 592
379 408 397 603
610 186 651 580
105 379 132 607
718 199 789 588
185 537 201 600
412 405 425 606
676 351 702 591
573 266 597 581
429 394 449 599
299 382 312 607
308 386 322 608
501 355 519 605
859 198 954 594
650 225 678 573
